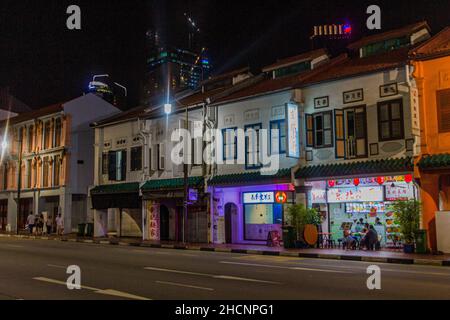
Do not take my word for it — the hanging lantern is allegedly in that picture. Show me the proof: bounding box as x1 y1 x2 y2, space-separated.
353 178 360 186
405 174 413 184
376 176 385 185
328 180 335 188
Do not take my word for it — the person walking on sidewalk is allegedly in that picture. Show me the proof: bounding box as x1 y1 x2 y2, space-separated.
56 214 64 236
26 212 35 235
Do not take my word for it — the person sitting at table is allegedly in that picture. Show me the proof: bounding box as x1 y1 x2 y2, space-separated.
362 225 378 251
342 229 356 250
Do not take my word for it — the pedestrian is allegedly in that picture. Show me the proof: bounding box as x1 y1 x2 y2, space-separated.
46 216 53 235
36 214 44 236
56 214 64 236
26 212 35 235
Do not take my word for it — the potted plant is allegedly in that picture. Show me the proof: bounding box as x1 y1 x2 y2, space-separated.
390 200 421 254
285 204 321 248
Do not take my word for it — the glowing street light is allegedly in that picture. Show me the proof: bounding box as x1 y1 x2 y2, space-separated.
1 140 7 150
164 103 172 115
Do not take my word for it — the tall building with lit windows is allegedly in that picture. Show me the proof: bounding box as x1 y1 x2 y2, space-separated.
141 29 211 105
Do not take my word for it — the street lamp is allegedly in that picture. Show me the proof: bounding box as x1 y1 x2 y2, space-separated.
164 103 172 115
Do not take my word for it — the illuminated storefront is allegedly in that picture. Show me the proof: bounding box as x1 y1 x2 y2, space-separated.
209 180 295 244
307 174 417 247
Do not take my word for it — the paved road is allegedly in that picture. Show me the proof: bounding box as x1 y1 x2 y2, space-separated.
0 237 449 300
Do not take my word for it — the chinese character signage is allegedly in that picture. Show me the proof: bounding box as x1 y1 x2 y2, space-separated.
385 184 415 201
243 192 275 204
311 189 327 204
327 186 384 203
286 103 300 158
410 87 420 136
146 201 160 241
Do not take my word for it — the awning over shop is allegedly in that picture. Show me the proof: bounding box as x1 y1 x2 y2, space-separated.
418 153 450 172
208 168 292 187
295 157 413 180
90 182 140 210
141 177 204 192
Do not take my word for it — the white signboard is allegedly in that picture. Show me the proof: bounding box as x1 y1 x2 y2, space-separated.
327 186 384 203
243 192 275 204
385 184 415 201
286 103 300 158
311 189 327 204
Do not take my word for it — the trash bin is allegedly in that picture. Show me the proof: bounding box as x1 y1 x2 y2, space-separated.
77 223 86 237
415 229 428 254
282 226 296 249
85 223 94 237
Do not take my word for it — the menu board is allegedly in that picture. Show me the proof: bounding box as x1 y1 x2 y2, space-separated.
327 186 384 203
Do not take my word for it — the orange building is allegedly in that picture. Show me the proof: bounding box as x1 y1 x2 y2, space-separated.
0 94 120 234
411 27 450 251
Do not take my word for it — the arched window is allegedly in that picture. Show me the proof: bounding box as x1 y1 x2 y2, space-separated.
54 118 62 147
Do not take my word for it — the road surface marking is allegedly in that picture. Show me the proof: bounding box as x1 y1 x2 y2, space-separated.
47 264 66 269
95 289 151 300
220 261 350 274
156 281 214 291
33 277 99 291
32 277 151 300
144 266 280 284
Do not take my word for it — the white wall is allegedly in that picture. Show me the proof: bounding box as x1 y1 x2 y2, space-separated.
301 67 416 166
215 91 300 175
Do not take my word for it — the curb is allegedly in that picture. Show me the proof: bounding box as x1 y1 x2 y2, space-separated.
1 233 449 267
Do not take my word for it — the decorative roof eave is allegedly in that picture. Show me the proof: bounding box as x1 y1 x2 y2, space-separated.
295 157 414 181
208 168 292 187
141 177 204 192
418 153 450 172
90 182 140 195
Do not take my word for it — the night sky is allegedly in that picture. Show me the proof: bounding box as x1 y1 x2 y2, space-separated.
1 0 449 109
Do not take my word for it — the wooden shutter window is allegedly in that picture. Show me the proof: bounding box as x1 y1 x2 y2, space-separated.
335 110 345 159
305 114 314 147
438 89 450 133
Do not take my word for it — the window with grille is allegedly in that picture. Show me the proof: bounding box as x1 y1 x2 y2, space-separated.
437 89 450 133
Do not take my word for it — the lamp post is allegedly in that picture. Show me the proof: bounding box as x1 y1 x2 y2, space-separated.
164 102 188 244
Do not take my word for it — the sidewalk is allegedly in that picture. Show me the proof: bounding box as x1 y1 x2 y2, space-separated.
1 232 449 267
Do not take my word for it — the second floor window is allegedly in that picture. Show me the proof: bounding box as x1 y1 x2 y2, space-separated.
108 150 127 181
42 157 50 188
54 156 60 186
437 89 450 133
26 160 32 189
222 127 237 161
306 112 333 148
378 99 404 141
270 120 286 155
245 123 262 169
130 146 143 171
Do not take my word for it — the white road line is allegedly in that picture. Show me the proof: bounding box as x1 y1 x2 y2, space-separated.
220 261 350 274
32 277 151 300
156 281 214 291
95 289 151 300
0 244 24 248
144 266 280 284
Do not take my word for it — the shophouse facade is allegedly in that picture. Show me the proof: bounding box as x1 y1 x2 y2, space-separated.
90 68 256 242
0 93 120 233
293 22 431 248
411 26 450 253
